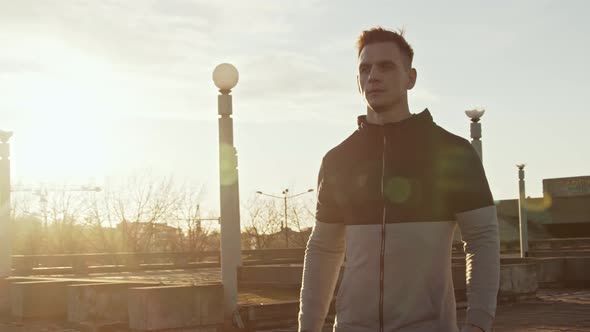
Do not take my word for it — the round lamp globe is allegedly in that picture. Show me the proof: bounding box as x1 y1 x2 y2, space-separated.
213 63 239 91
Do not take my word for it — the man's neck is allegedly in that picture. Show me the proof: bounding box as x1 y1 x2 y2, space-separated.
366 104 412 125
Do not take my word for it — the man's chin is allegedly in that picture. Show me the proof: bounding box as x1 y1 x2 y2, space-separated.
368 104 391 113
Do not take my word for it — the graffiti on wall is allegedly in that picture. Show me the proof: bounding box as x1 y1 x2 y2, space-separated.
543 176 590 198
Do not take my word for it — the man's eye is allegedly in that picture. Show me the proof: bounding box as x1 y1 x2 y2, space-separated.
360 66 369 73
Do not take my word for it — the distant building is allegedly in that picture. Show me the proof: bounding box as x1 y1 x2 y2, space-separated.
453 175 590 244
116 221 183 252
498 175 590 238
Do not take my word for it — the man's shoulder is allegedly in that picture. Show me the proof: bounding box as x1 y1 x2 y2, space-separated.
430 124 484 177
323 130 362 163
431 123 472 151
426 124 479 165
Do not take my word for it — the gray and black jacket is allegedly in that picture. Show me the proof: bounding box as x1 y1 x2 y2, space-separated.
299 110 500 332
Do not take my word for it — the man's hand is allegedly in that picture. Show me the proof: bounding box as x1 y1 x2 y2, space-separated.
462 324 485 332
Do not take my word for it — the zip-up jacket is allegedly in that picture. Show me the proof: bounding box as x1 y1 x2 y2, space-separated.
298 110 500 332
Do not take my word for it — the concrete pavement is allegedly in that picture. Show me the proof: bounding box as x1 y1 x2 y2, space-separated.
1 289 589 331
470 288 590 331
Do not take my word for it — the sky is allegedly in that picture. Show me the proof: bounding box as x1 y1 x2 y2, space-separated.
1 0 589 215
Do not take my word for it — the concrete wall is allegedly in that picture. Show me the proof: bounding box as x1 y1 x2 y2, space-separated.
11 280 90 318
67 282 155 325
127 284 223 330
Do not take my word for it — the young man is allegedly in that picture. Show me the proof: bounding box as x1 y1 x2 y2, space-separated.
298 27 500 332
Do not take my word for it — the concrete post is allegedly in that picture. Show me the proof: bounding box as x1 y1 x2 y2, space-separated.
517 164 529 257
465 109 485 162
218 91 242 319
470 119 483 161
283 189 289 248
0 130 12 277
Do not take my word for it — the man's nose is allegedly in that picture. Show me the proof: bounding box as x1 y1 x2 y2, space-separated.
368 67 381 82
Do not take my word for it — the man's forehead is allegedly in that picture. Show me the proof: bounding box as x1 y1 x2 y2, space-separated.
358 42 404 63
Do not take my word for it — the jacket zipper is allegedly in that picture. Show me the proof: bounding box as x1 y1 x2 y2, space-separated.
379 131 387 332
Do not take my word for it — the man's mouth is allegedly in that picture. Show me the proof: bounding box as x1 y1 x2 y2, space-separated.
367 89 385 95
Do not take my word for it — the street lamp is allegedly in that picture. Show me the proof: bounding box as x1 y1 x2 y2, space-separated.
256 188 314 248
0 130 12 277
213 63 241 320
516 164 529 257
465 108 485 161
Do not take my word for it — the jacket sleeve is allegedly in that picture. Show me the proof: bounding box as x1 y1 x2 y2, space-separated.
451 143 500 332
298 158 346 332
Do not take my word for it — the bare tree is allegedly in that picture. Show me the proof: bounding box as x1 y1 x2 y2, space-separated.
287 196 315 247
168 184 217 253
80 173 216 254
99 174 185 252
11 191 46 254
8 174 245 256
45 188 93 254
241 193 315 249
11 214 44 255
242 195 283 249
82 191 122 253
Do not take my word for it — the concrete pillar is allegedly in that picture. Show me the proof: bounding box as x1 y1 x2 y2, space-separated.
218 93 241 319
214 62 242 320
0 130 12 278
465 109 485 162
470 119 483 161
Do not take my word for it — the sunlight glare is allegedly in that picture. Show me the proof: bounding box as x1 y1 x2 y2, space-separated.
12 38 127 183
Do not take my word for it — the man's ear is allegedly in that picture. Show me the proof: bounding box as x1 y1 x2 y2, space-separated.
407 68 417 90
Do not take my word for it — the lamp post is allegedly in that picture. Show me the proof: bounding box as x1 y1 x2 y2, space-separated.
256 188 314 248
0 130 12 277
465 108 485 161
213 63 241 319
516 164 529 258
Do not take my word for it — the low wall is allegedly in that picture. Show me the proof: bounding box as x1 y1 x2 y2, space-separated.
238 262 541 303
1 277 224 331
67 282 156 325
9 237 590 276
565 257 590 286
128 283 223 331
11 280 91 318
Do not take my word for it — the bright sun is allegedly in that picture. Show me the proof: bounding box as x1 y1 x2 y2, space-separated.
10 38 124 184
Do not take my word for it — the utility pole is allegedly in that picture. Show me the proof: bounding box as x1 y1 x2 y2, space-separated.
283 189 289 247
517 164 529 257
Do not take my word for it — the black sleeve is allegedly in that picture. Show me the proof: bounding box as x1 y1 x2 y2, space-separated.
315 157 343 224
447 142 494 214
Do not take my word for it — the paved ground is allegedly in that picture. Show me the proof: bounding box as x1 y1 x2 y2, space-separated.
3 269 590 331
1 289 589 331
459 289 590 331
275 289 590 332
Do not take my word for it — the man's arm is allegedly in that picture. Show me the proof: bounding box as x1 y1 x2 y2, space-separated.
450 143 500 332
298 158 346 332
298 221 345 331
456 205 500 332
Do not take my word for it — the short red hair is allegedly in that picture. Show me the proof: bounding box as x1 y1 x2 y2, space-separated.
356 27 414 68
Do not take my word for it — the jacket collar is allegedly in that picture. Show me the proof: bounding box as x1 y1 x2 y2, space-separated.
357 108 433 131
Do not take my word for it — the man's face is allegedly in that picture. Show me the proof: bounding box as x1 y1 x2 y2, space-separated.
357 42 416 113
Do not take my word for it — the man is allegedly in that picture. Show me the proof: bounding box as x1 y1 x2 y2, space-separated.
298 27 500 332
